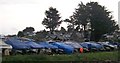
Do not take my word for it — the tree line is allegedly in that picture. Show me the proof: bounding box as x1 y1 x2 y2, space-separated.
17 2 119 42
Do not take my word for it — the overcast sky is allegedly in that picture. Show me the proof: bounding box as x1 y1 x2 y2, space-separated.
0 0 119 35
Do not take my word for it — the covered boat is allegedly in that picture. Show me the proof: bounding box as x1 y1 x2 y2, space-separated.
38 42 58 49
80 42 104 51
24 41 45 49
49 42 74 54
64 41 83 53
5 38 30 50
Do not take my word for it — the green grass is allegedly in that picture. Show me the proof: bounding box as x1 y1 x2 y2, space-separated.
2 51 119 62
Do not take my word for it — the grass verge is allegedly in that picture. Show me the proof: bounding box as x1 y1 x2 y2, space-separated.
2 51 119 63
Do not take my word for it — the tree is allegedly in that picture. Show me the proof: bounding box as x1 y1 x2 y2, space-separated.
23 27 35 36
86 2 119 41
42 7 62 33
17 31 24 37
65 2 119 41
72 2 89 38
23 27 35 33
73 2 89 31
64 16 77 33
35 30 48 41
60 27 66 34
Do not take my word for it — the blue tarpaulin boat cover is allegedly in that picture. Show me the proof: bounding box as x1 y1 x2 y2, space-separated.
49 42 74 54
64 41 83 49
80 42 104 49
5 37 45 49
24 41 45 49
90 42 104 49
5 38 30 49
38 42 58 49
80 42 89 48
